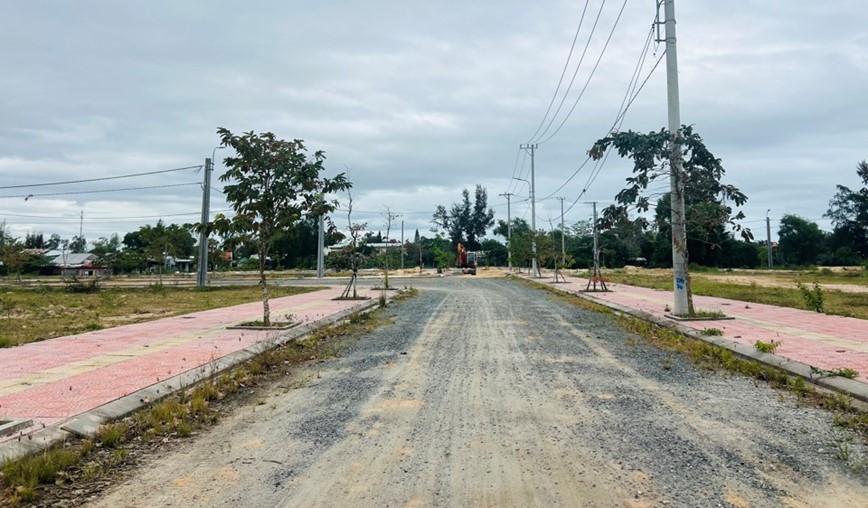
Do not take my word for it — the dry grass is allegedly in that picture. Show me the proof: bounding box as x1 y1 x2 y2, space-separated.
0 284 322 347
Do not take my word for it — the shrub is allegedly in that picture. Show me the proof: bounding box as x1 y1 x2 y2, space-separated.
796 281 825 313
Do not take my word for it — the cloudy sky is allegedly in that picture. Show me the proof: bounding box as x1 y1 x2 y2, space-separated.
1 0 866 246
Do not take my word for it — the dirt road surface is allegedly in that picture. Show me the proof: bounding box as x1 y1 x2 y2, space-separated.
89 278 868 507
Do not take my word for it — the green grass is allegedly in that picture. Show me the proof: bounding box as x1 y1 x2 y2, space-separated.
0 284 322 347
603 271 868 320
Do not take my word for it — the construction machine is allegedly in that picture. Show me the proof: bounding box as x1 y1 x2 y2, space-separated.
456 243 477 275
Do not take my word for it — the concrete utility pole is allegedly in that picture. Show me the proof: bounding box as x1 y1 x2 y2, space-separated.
766 209 773 270
499 192 514 270
663 0 691 315
400 220 404 270
316 214 325 278
556 197 566 267
585 201 608 291
196 157 213 288
519 143 539 277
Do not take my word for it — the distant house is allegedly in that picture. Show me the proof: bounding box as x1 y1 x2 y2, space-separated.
49 253 108 277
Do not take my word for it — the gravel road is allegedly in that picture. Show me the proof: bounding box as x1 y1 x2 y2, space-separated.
89 277 867 507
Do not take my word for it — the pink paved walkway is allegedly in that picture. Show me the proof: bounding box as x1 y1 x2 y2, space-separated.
538 274 868 383
0 286 377 441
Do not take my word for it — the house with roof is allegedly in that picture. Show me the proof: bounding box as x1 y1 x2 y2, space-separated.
49 253 108 277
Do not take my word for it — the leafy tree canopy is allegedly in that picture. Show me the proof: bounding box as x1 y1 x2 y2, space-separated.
432 185 495 250
589 125 751 241
825 160 868 258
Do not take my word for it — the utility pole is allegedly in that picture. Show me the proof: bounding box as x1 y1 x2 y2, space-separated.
196 157 212 288
519 143 539 277
78 210 83 242
662 0 690 315
400 220 405 270
585 201 608 291
556 197 566 267
316 214 325 278
766 209 773 270
499 192 514 270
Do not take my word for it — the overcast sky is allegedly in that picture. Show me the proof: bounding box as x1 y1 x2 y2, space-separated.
1 0 866 246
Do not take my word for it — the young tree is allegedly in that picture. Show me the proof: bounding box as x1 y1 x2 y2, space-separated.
589 125 750 314
210 128 350 324
339 189 367 299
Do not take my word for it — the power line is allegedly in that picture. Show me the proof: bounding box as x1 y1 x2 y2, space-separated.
536 0 630 145
530 0 608 144
0 165 202 190
0 182 200 200
525 0 591 143
540 24 658 204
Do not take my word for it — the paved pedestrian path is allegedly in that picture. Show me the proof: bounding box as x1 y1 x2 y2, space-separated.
537 273 868 383
0 285 377 444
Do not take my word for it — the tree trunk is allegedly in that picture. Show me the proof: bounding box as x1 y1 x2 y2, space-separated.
259 249 270 326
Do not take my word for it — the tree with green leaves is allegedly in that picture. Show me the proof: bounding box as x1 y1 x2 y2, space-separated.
778 214 826 266
0 221 28 280
432 185 495 250
825 160 868 259
209 128 350 324
589 125 750 314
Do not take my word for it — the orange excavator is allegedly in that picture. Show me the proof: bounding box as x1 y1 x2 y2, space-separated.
456 243 477 275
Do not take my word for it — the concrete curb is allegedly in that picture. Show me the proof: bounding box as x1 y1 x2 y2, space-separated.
0 296 385 466
535 279 868 405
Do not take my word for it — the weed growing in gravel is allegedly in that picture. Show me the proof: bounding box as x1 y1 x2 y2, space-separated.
754 340 781 354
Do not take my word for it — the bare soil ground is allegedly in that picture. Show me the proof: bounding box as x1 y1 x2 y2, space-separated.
86 279 867 507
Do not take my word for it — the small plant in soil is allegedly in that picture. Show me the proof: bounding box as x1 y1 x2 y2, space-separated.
754 339 781 354
700 328 723 336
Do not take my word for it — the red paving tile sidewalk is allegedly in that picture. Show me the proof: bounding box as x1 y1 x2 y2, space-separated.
536 273 868 384
0 285 378 443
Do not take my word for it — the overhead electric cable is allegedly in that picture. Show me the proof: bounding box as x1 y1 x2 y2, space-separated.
536 0 630 145
0 165 202 190
540 24 656 203
525 0 591 143
0 182 200 200
530 0 608 144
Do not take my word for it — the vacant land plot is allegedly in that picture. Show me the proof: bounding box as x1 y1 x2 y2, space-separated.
600 268 868 320
0 284 321 347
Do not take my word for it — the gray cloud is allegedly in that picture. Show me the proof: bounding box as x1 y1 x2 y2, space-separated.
1 0 865 243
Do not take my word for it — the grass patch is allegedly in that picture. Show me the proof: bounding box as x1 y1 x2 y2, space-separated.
0 284 323 346
604 270 868 320
0 288 417 504
700 328 723 336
